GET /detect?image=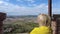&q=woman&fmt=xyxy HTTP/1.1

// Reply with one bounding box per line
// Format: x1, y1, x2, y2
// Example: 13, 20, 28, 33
30, 14, 52, 34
